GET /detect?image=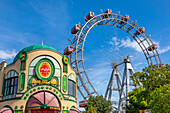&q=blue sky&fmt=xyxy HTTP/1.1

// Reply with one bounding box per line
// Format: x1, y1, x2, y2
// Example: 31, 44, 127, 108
0, 0, 170, 107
